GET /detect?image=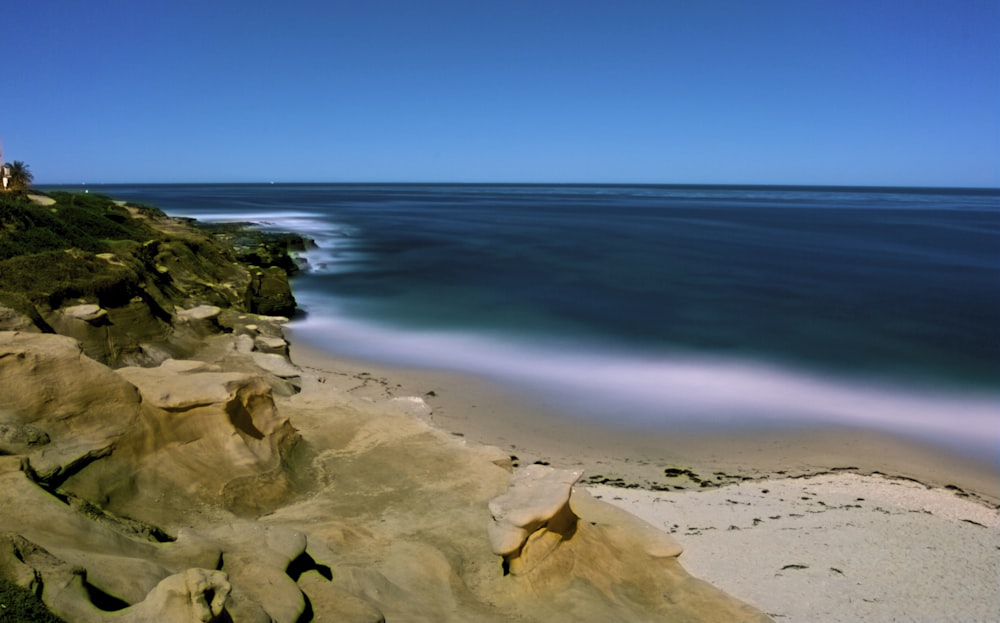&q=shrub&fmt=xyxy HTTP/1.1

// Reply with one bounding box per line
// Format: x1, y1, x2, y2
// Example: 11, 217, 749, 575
0, 193, 154, 260
0, 250, 140, 308
0, 576, 65, 623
